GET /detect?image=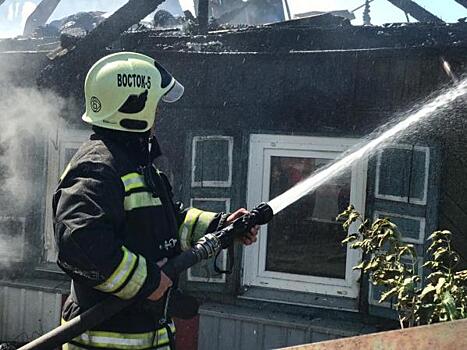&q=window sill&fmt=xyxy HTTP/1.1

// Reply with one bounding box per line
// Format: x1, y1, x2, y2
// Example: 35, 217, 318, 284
238, 286, 359, 312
